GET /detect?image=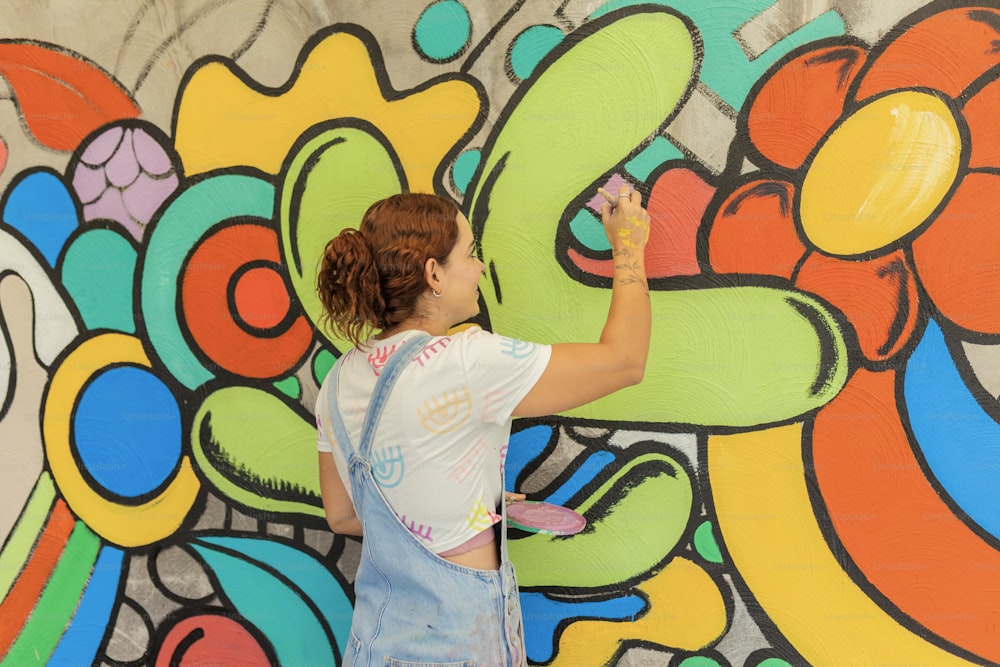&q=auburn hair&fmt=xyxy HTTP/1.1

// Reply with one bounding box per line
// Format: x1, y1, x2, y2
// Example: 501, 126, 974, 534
316, 193, 459, 347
